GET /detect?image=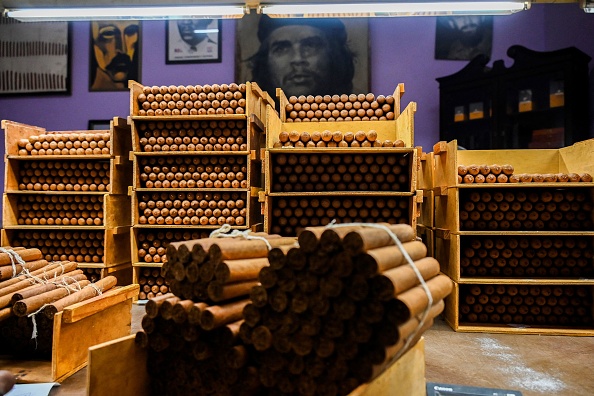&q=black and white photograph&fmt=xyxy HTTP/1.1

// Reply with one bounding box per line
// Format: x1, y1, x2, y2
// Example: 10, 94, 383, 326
166, 19, 221, 64
435, 16, 493, 61
90, 20, 140, 92
0, 16, 70, 95
236, 13, 369, 98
